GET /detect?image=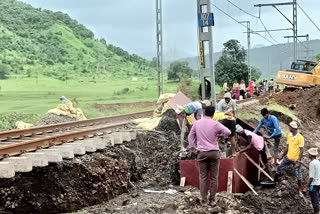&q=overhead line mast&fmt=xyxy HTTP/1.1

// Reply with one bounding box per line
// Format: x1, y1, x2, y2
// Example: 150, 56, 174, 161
156, 0, 164, 96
